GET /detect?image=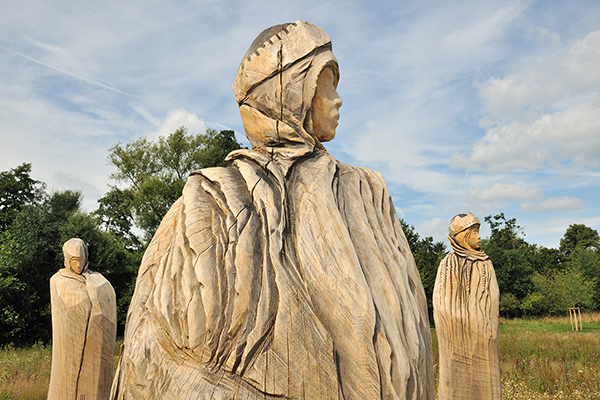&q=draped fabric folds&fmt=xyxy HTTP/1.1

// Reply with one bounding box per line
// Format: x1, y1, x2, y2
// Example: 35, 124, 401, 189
111, 20, 433, 400
110, 150, 434, 400
49, 270, 116, 400
433, 252, 501, 400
